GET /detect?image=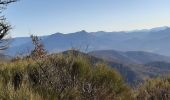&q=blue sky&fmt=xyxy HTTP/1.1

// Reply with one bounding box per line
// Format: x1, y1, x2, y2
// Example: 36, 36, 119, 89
4, 0, 170, 37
